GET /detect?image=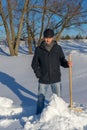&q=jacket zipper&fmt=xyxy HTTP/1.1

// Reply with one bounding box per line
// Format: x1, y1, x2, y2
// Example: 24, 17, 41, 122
48, 52, 51, 83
